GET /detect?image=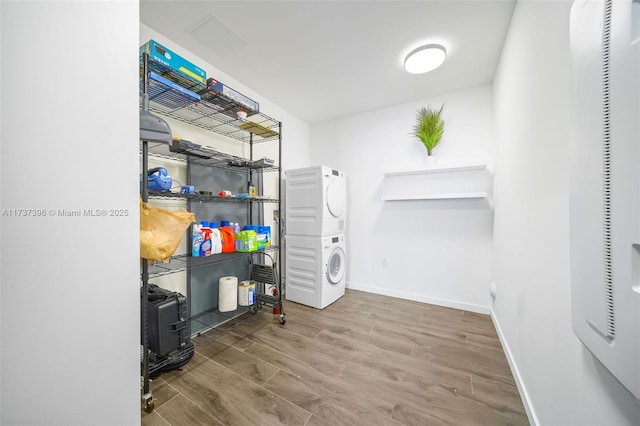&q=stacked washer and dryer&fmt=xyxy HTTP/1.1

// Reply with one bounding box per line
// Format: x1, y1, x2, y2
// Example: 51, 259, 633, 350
284, 166, 347, 309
